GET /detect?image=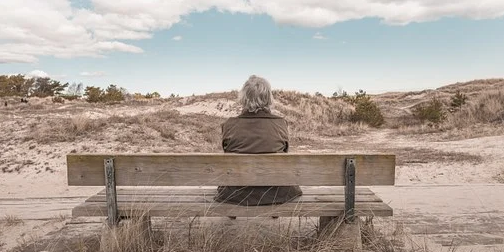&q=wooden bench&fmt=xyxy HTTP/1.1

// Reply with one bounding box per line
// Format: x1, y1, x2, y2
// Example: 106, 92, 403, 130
67, 153, 395, 233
